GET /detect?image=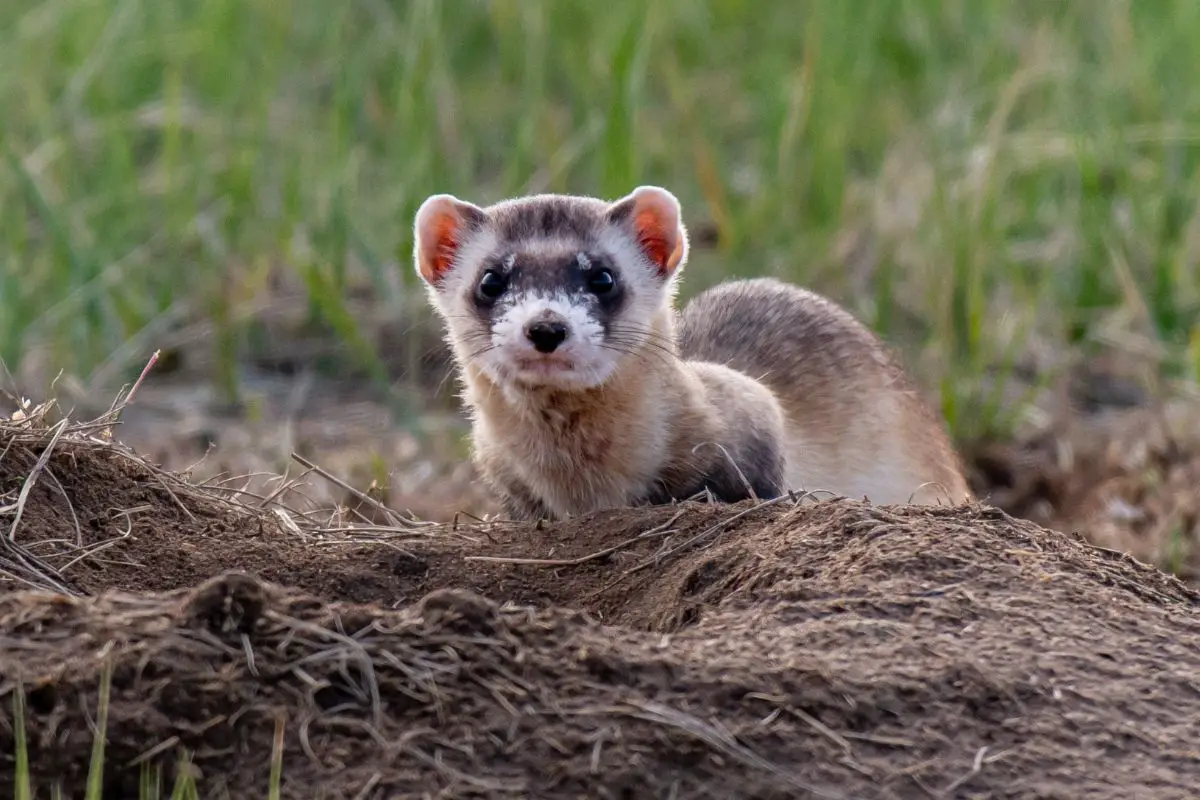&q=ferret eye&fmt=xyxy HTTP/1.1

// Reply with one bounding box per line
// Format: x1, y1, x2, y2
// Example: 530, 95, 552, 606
587, 268, 616, 295
477, 270, 507, 300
